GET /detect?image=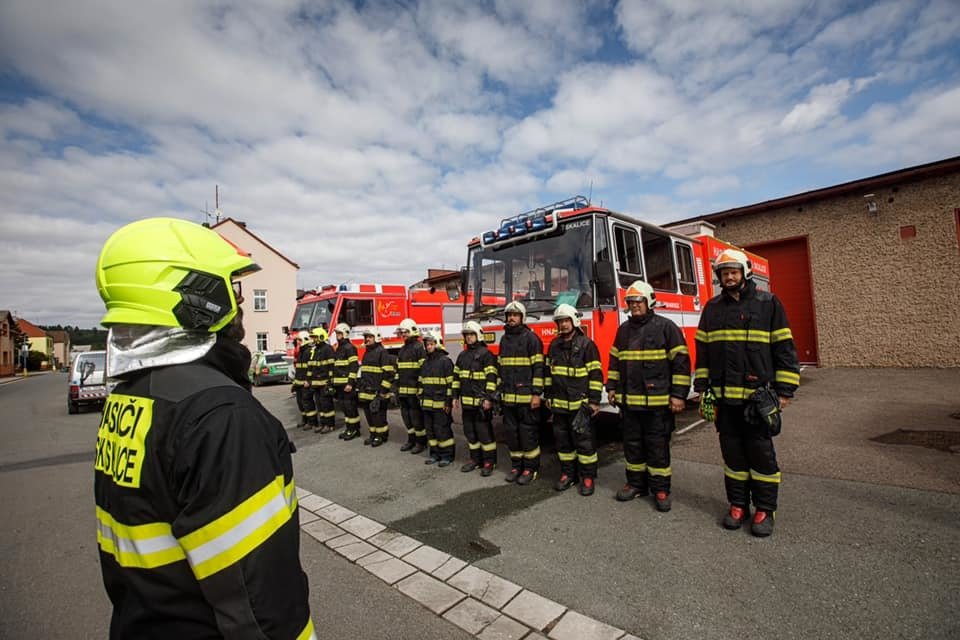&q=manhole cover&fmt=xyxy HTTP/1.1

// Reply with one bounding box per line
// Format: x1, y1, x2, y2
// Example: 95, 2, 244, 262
871, 429, 960, 453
